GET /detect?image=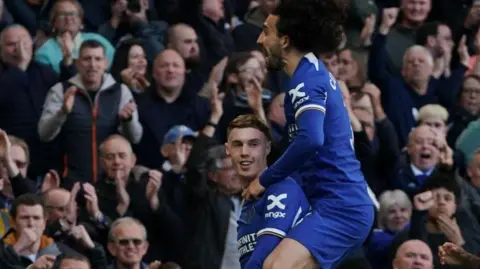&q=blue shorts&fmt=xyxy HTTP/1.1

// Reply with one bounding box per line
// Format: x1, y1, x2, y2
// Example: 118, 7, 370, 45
287, 204, 374, 269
